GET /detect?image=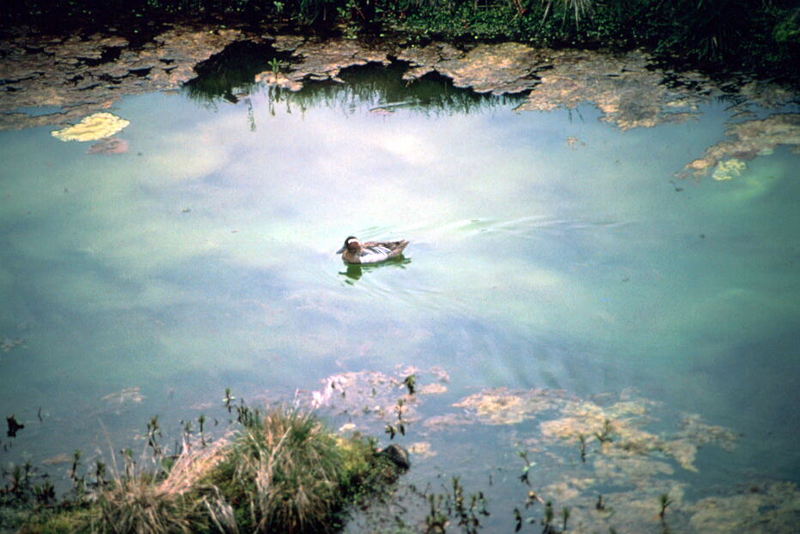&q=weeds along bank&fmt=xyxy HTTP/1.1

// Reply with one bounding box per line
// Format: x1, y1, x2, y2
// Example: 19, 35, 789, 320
5, 406, 407, 533
2, 0, 799, 84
